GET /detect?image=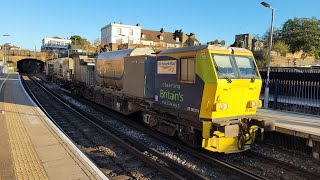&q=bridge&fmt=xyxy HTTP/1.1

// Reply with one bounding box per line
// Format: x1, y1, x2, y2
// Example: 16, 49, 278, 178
0, 49, 51, 72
